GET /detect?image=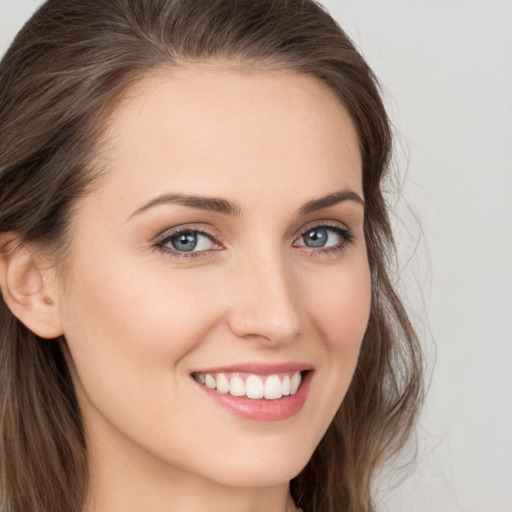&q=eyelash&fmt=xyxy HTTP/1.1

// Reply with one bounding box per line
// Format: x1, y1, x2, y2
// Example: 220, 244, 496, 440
154, 225, 223, 260
154, 222, 355, 260
294, 223, 355, 257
